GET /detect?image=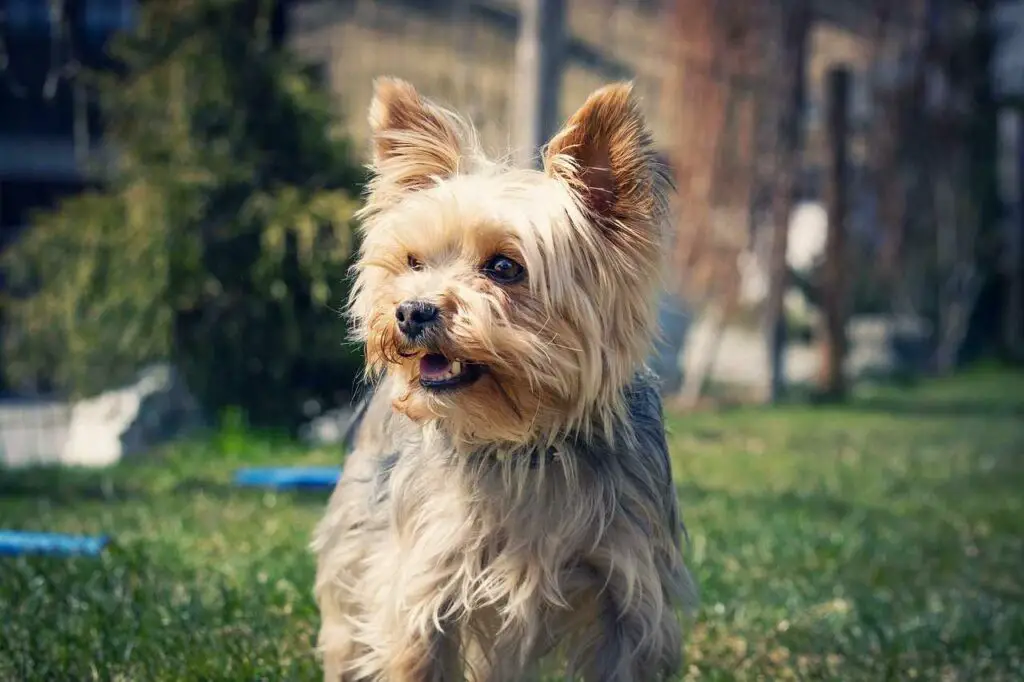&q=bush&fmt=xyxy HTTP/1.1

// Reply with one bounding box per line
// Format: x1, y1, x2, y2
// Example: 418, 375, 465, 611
2, 0, 366, 431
